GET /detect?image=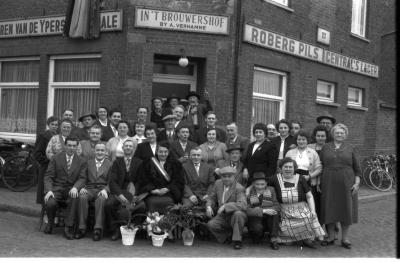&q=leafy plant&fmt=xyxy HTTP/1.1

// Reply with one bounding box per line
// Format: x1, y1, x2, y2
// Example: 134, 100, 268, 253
168, 204, 207, 230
